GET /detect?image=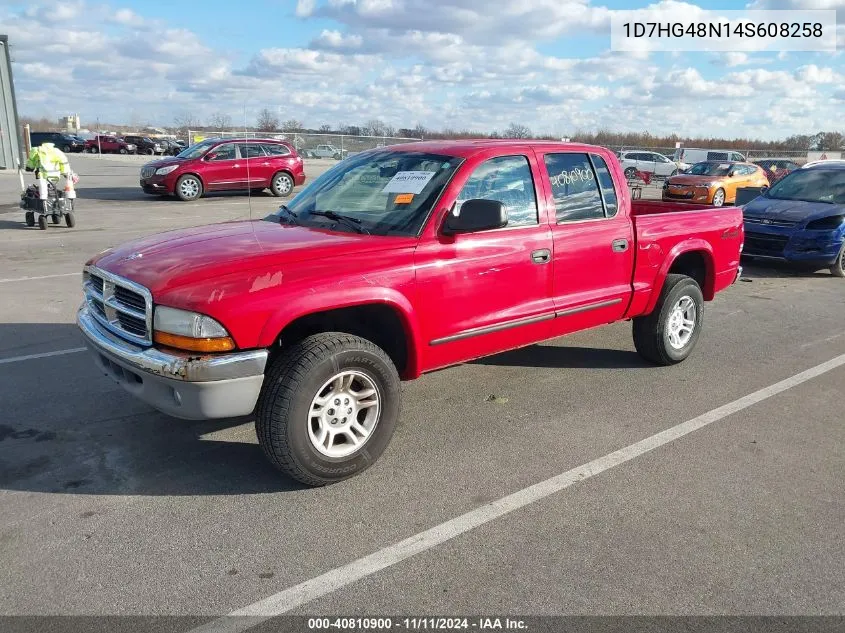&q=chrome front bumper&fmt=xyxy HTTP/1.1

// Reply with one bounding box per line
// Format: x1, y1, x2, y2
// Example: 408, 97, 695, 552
77, 305, 268, 420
